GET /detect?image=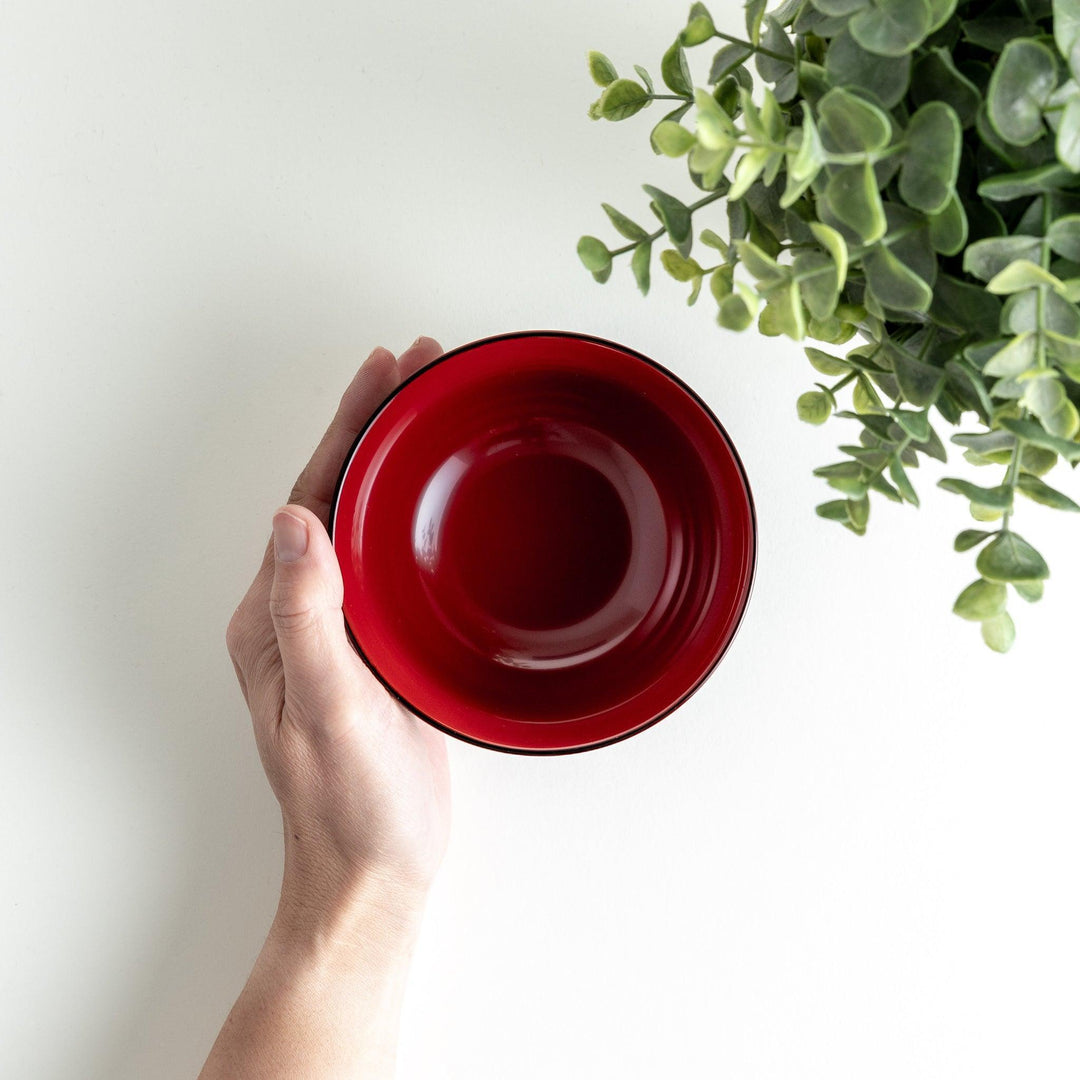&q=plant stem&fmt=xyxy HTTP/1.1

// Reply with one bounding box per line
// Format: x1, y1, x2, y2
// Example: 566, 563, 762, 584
847, 223, 922, 262
918, 326, 938, 363
1037, 194, 1051, 372
688, 190, 729, 213
608, 189, 727, 257
610, 232, 665, 257
1000, 438, 1023, 533
827, 144, 907, 166
864, 433, 913, 488
712, 29, 793, 66
1002, 195, 1054, 531
728, 138, 904, 168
